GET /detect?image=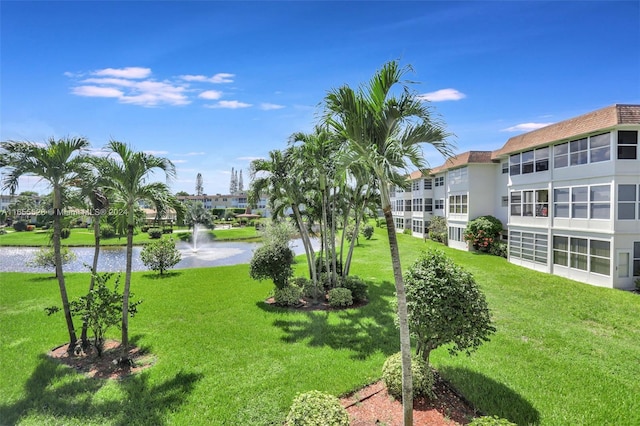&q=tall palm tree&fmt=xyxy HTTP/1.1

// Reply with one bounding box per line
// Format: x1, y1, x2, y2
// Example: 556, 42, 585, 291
101, 140, 176, 360
0, 137, 91, 350
323, 60, 454, 425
